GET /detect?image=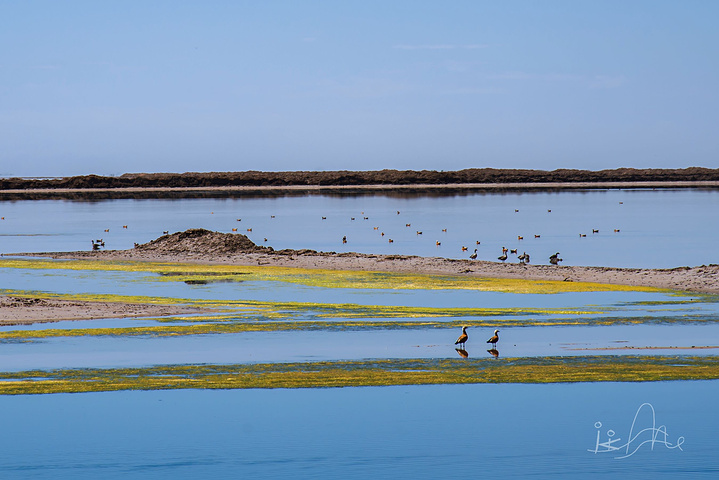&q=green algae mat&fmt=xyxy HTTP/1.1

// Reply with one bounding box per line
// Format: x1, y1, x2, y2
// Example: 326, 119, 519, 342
1, 356, 717, 395
0, 258, 669, 294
